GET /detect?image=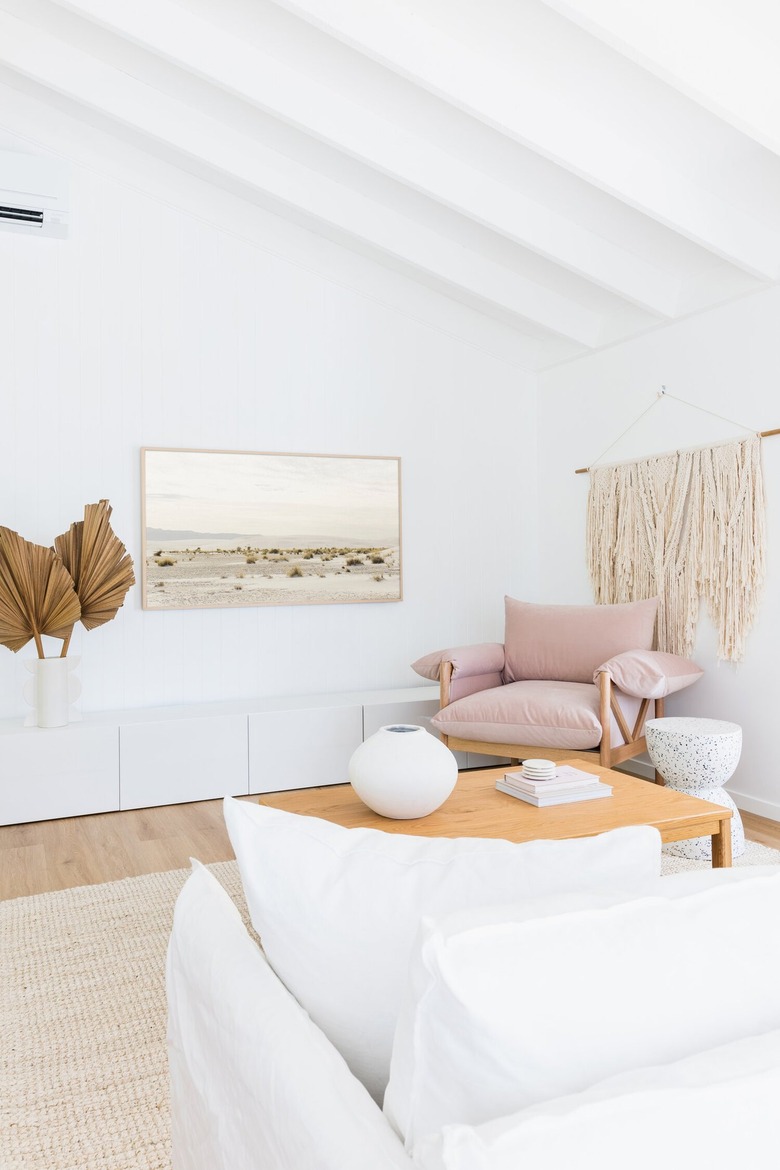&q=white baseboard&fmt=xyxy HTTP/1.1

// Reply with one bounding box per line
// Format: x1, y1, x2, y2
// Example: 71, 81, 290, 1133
726, 789, 780, 822
617, 762, 780, 823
